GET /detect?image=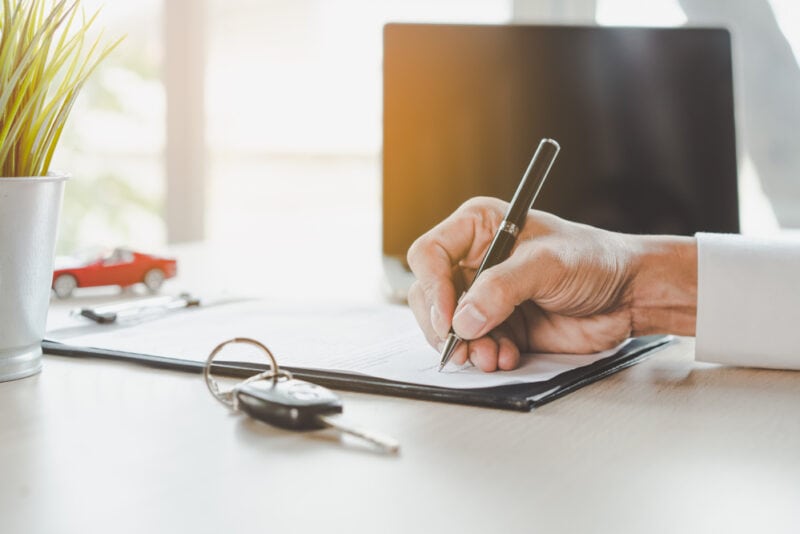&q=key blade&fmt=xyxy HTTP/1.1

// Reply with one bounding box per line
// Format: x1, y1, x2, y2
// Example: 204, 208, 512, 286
317, 415, 401, 455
